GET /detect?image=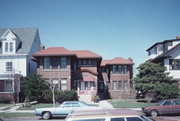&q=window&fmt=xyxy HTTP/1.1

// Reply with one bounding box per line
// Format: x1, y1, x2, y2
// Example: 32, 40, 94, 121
6, 62, 12, 71
5, 42, 8, 52
52, 57, 59, 69
61, 57, 67, 69
123, 81, 128, 90
112, 81, 117, 90
158, 45, 163, 51
10, 42, 13, 52
118, 81, 122, 90
52, 79, 59, 91
111, 118, 125, 121
154, 46, 157, 54
5, 80, 13, 92
61, 79, 67, 90
170, 59, 180, 70
123, 65, 127, 74
174, 100, 180, 105
118, 65, 122, 73
112, 65, 117, 73
44, 57, 50, 69
163, 100, 172, 105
